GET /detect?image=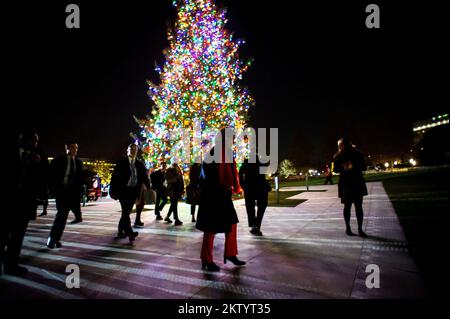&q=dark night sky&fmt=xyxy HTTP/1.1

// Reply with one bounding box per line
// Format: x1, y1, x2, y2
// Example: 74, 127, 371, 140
4, 0, 447, 167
